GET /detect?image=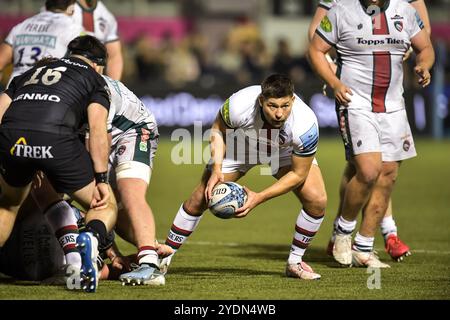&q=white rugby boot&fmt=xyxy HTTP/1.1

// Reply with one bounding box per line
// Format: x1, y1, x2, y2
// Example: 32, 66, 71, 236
332, 233, 353, 267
